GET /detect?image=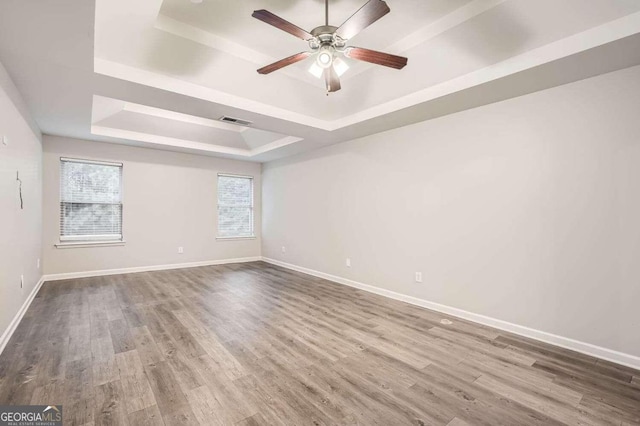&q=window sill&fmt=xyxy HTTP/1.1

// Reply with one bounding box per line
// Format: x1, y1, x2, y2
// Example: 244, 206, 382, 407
216, 236, 256, 241
55, 240, 126, 249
